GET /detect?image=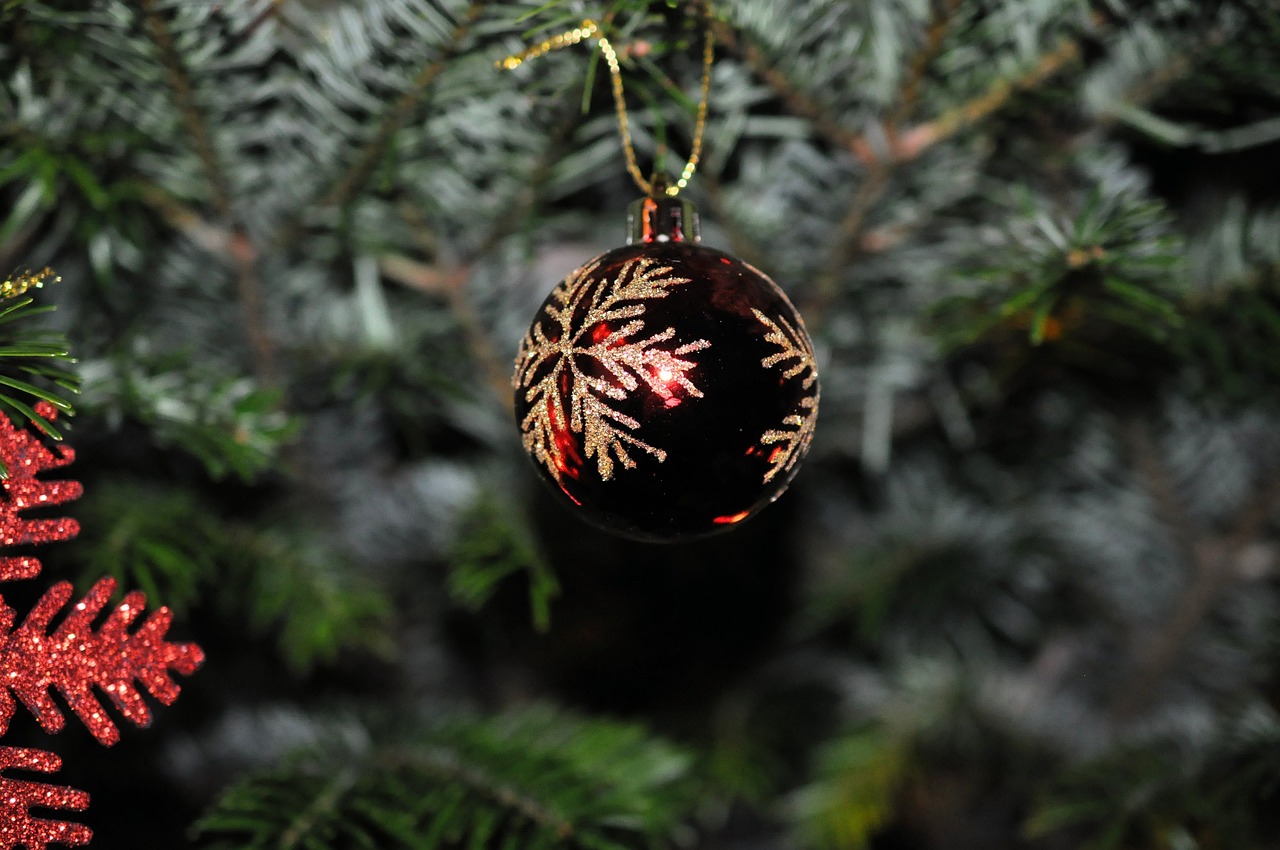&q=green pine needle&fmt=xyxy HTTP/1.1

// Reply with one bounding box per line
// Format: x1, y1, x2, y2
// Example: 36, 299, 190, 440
194, 705, 708, 850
